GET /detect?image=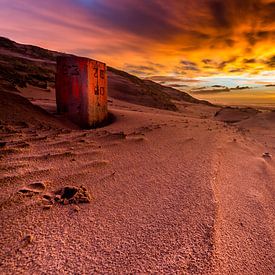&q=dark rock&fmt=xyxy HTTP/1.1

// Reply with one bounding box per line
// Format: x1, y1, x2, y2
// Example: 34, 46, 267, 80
55, 186, 91, 204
